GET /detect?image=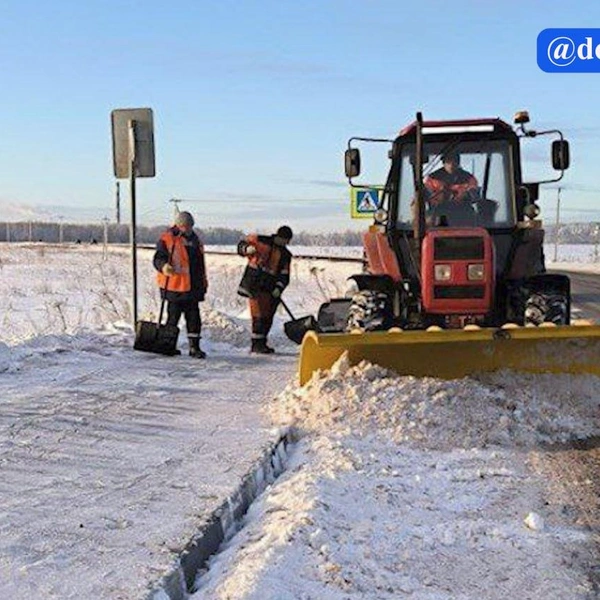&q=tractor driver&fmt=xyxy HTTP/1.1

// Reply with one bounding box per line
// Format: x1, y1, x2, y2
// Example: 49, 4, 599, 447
423, 152, 479, 224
